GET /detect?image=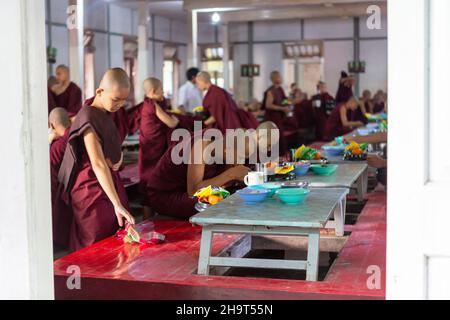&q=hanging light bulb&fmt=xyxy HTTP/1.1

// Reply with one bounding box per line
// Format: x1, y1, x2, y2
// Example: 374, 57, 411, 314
211, 12, 221, 24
